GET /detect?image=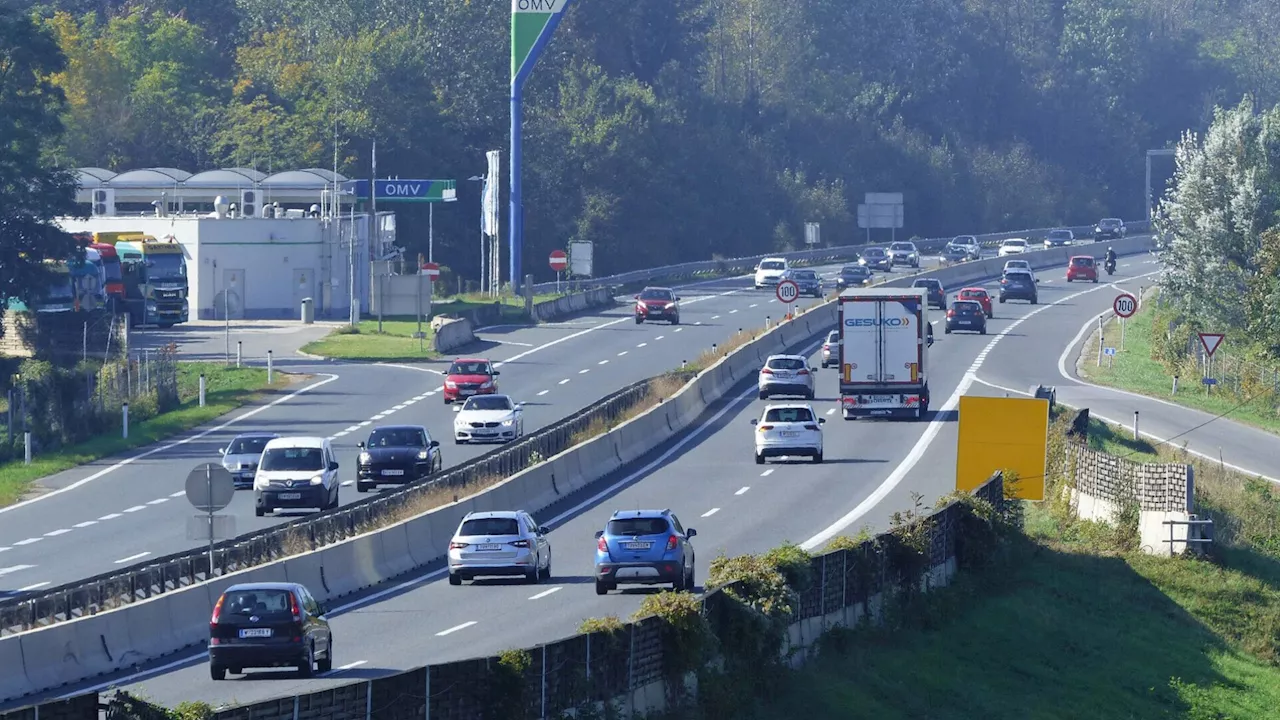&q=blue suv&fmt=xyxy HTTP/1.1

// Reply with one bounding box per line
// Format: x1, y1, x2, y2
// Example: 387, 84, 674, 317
594, 509, 697, 595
